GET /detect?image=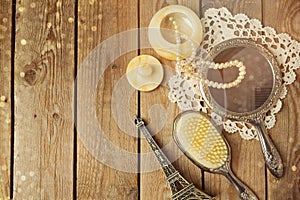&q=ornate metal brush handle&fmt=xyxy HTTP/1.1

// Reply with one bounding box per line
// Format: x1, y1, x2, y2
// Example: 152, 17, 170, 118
224, 168, 258, 200
135, 117, 214, 200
